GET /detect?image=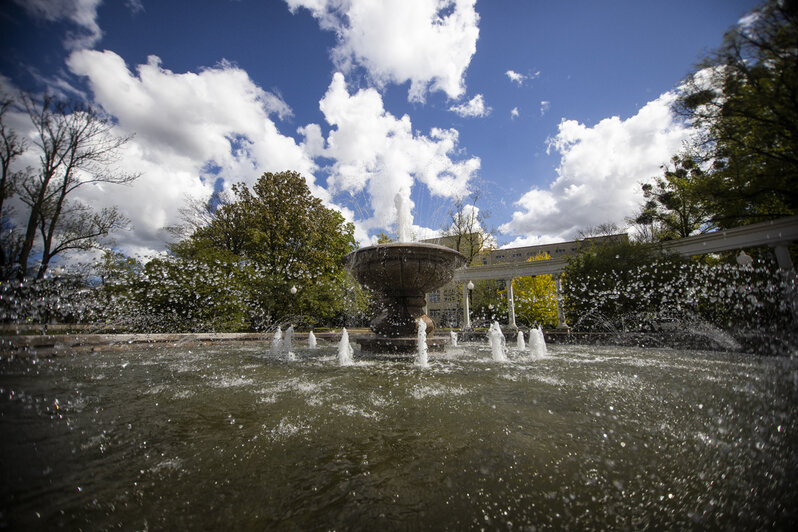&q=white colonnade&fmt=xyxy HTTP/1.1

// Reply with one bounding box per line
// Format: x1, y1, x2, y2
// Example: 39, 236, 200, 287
452, 216, 798, 330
